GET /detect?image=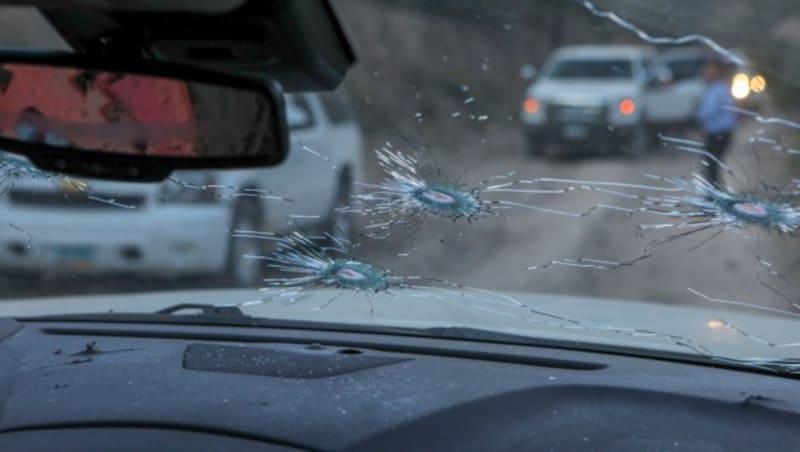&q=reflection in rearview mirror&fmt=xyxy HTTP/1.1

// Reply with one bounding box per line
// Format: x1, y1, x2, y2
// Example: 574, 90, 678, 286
0, 62, 286, 171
